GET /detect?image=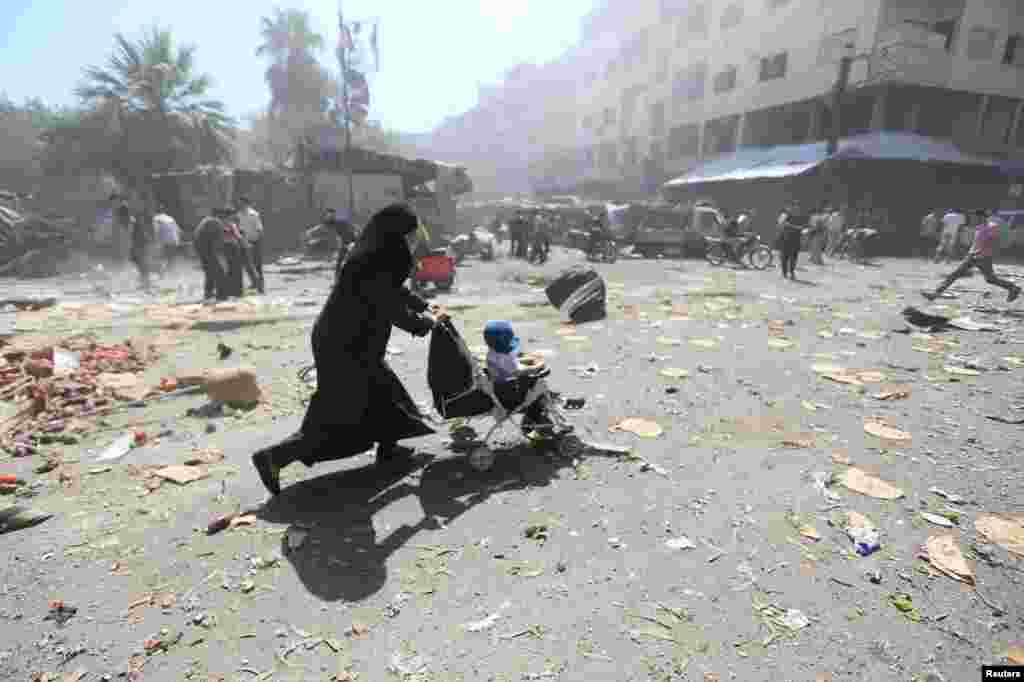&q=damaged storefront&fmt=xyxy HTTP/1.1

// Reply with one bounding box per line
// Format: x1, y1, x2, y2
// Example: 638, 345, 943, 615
662, 131, 1010, 254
